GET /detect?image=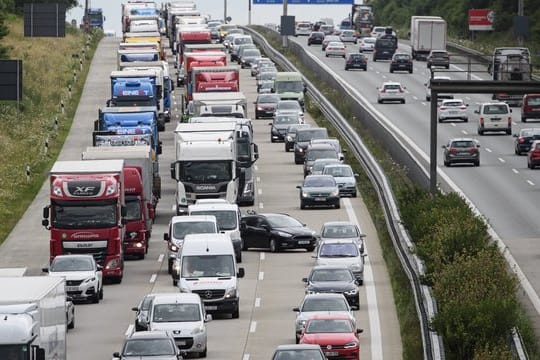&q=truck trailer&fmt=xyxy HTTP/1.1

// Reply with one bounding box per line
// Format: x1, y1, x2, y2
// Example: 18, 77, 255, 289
410, 16, 447, 60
